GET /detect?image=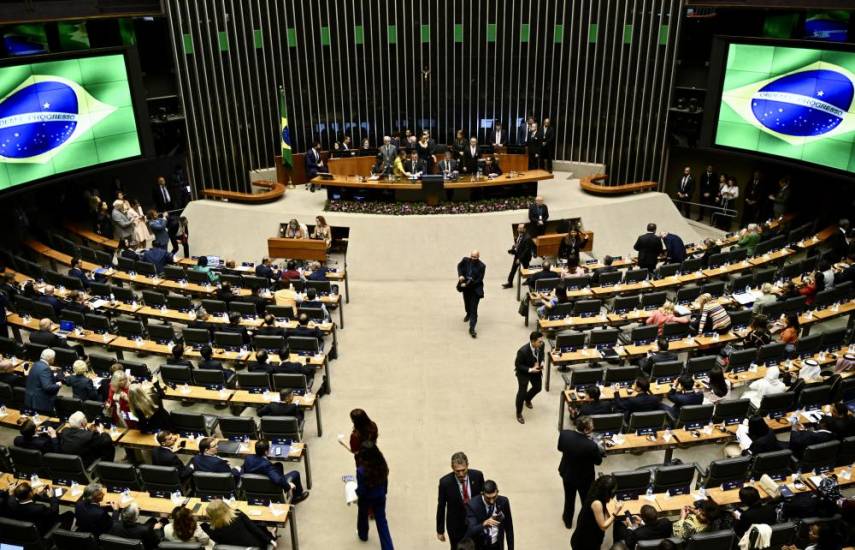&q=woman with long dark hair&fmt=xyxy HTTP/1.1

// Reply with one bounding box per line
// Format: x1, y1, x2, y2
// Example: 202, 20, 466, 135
704, 365, 731, 405
338, 408, 379, 461
355, 442, 393, 549
570, 474, 621, 550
